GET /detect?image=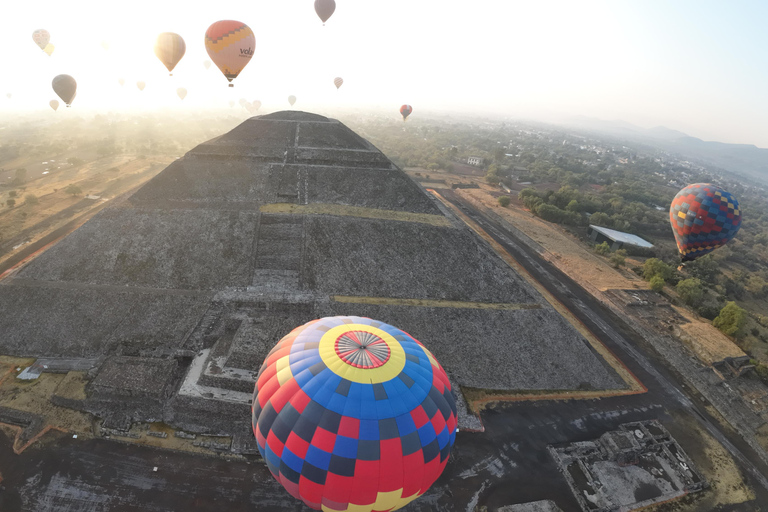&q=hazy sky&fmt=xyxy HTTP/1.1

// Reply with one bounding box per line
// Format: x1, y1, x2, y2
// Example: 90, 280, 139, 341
2, 1, 767, 146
